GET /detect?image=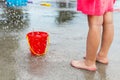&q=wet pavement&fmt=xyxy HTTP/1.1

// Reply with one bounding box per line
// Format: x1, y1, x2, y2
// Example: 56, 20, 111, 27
0, 0, 120, 80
